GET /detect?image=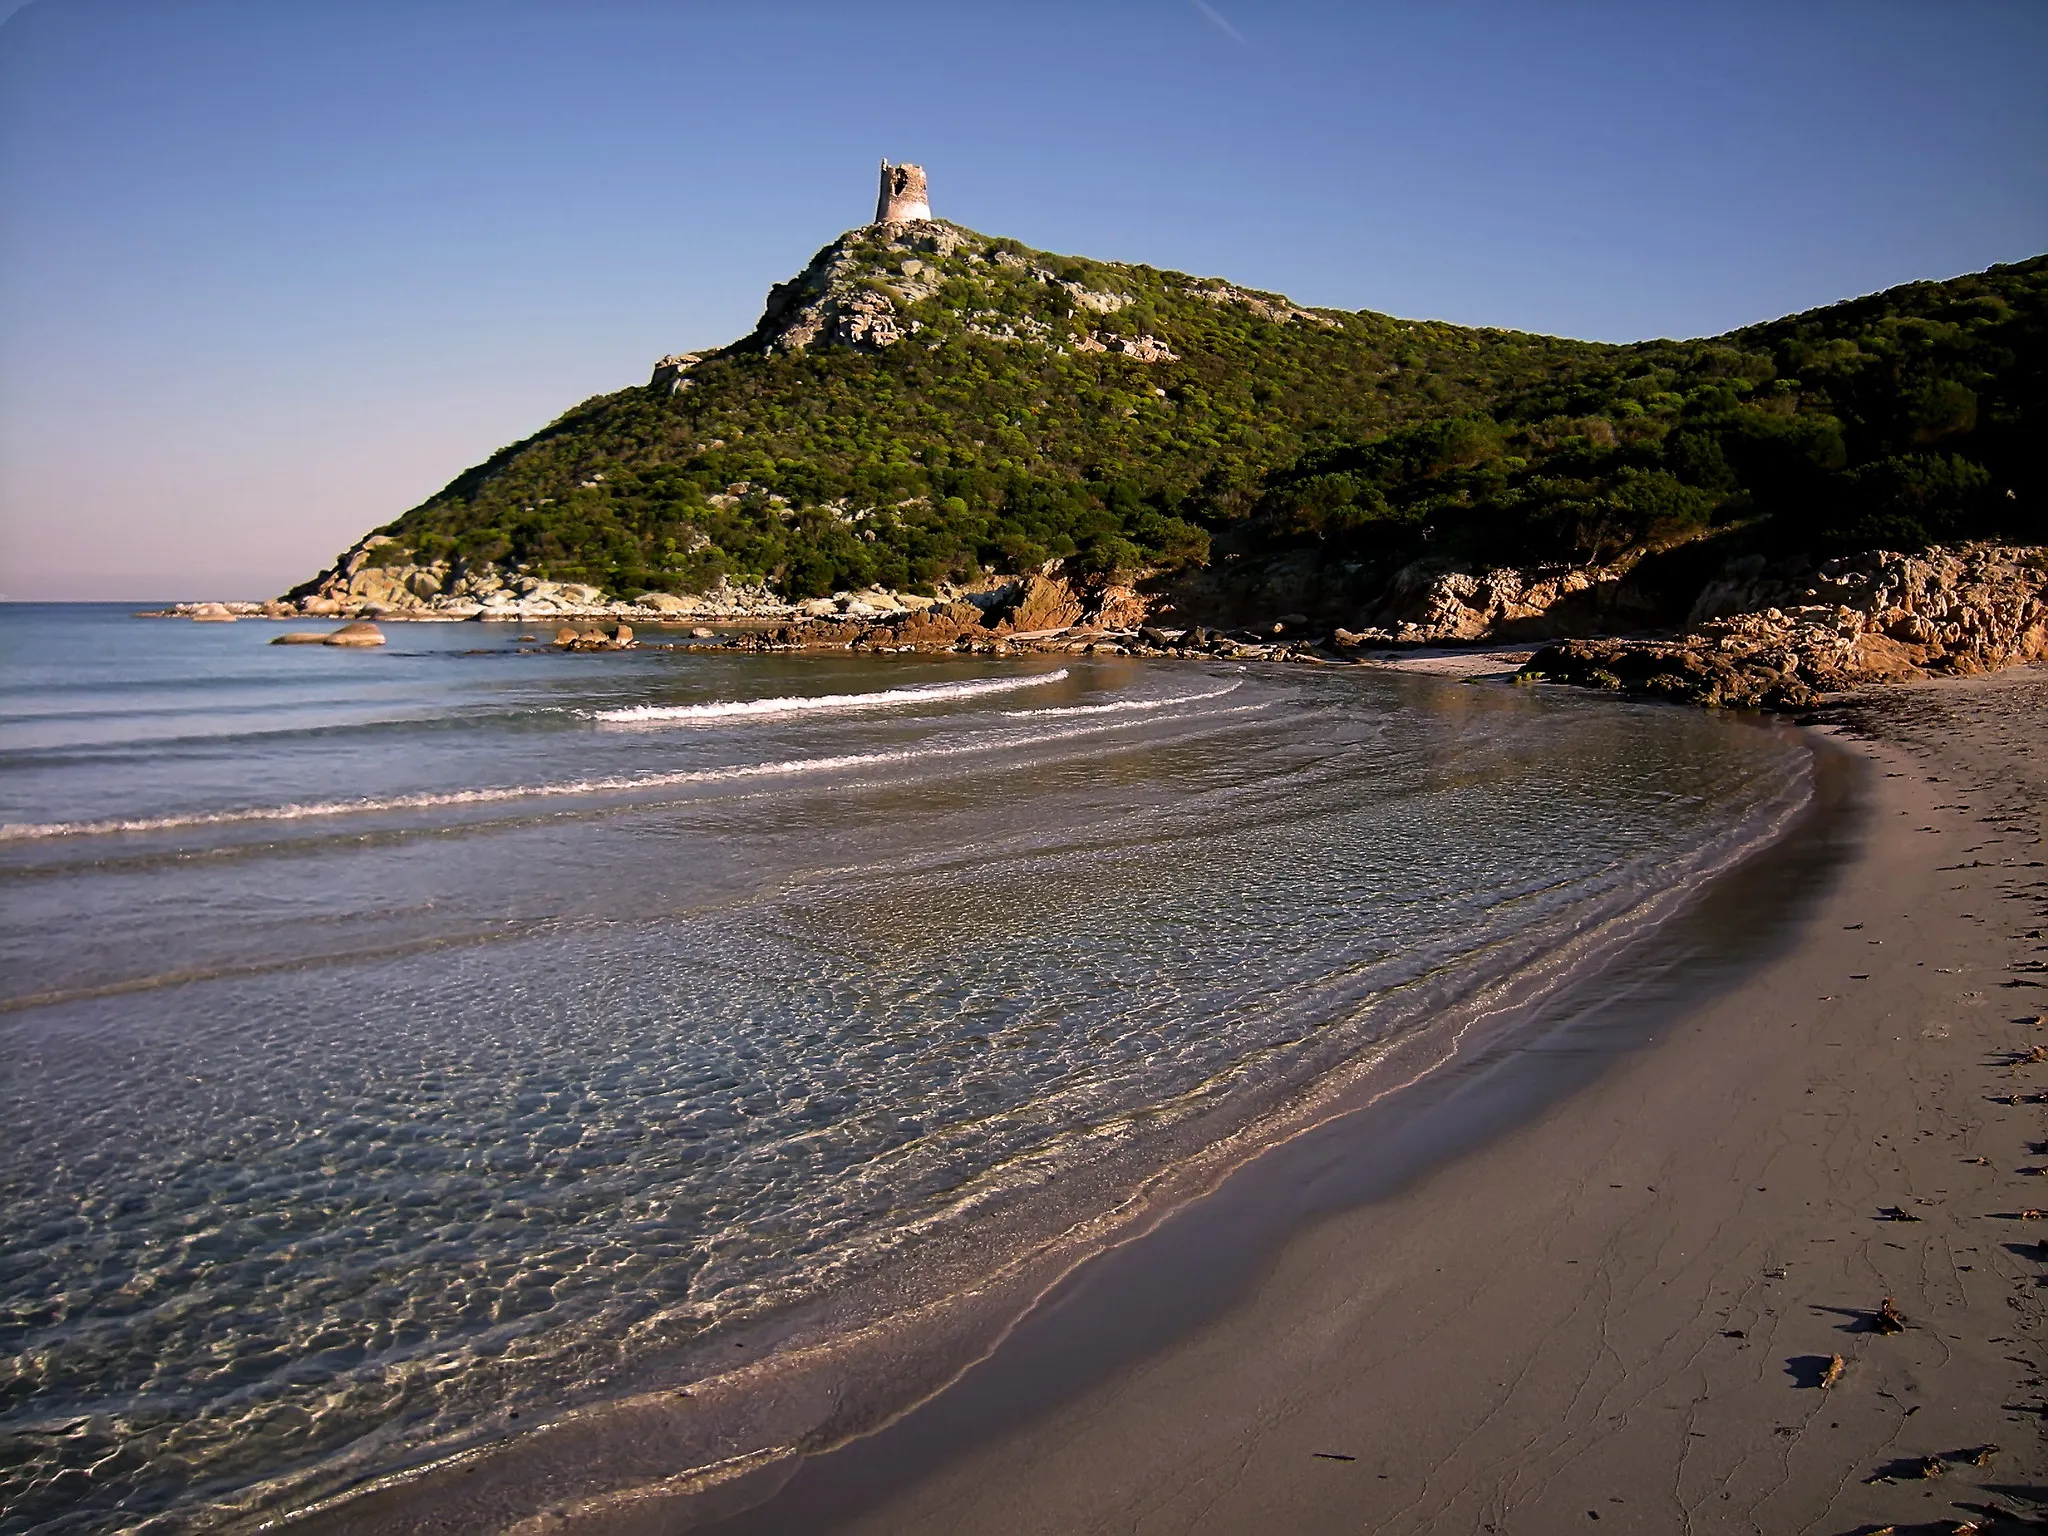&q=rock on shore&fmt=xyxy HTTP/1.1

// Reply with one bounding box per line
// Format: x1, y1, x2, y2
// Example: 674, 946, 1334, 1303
716, 573, 1329, 664
148, 529, 2048, 714
1520, 544, 2048, 708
